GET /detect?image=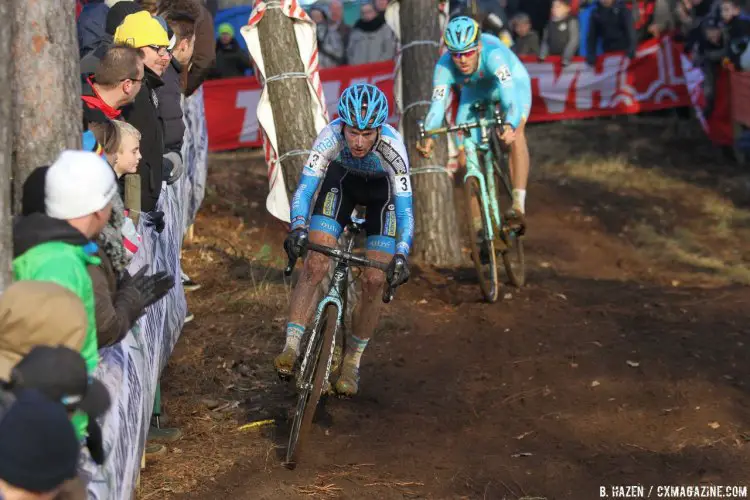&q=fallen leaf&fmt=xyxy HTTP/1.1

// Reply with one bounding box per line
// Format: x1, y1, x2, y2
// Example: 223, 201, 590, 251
503, 293, 513, 300
418, 299, 427, 304
511, 452, 533, 458
591, 380, 600, 387
570, 363, 579, 368
555, 293, 567, 300
626, 360, 640, 368
708, 421, 720, 429
540, 262, 551, 268
515, 431, 534, 440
